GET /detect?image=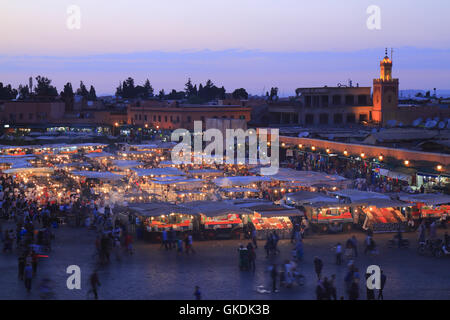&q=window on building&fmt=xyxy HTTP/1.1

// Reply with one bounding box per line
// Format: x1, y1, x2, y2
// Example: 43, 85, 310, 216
158, 115, 161, 122
138, 114, 142, 120
144, 115, 147, 121
305, 96, 312, 107
313, 96, 320, 107
165, 116, 168, 122
346, 114, 356, 123
135, 114, 138, 120
333, 114, 343, 124
153, 115, 156, 121
177, 116, 180, 123
201, 116, 205, 122
187, 116, 191, 122
305, 114, 314, 125
321, 96, 329, 107
332, 95, 341, 105
29, 113, 33, 120
19, 113, 23, 120
345, 95, 354, 105
359, 114, 368, 122
319, 113, 329, 125
358, 95, 367, 105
